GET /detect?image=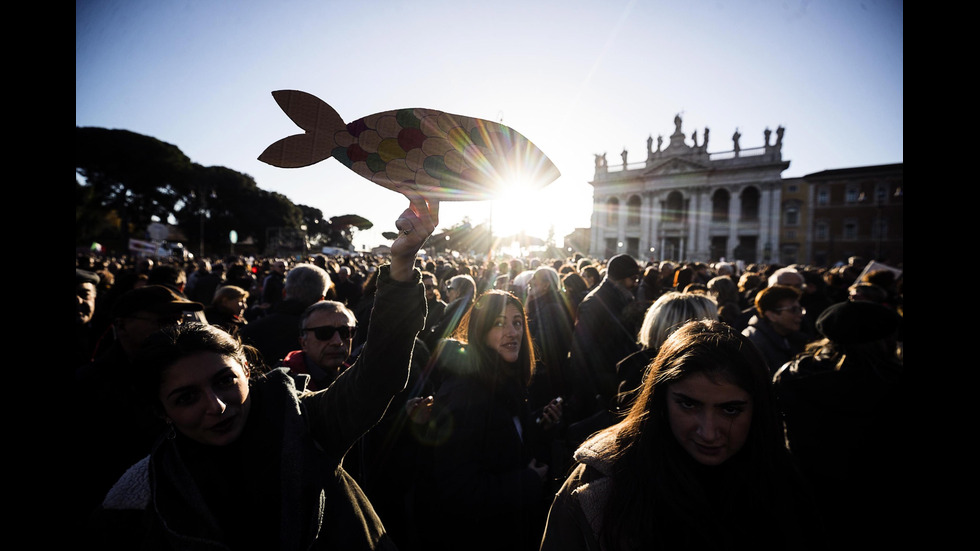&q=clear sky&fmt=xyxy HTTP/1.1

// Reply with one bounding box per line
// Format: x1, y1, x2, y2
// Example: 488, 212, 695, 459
77, 0, 903, 253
